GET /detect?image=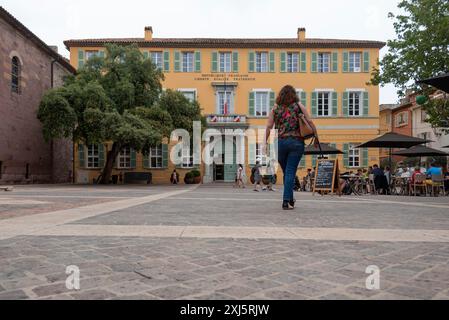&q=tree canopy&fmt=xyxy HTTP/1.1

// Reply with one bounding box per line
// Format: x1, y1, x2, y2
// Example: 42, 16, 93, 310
38, 44, 204, 183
